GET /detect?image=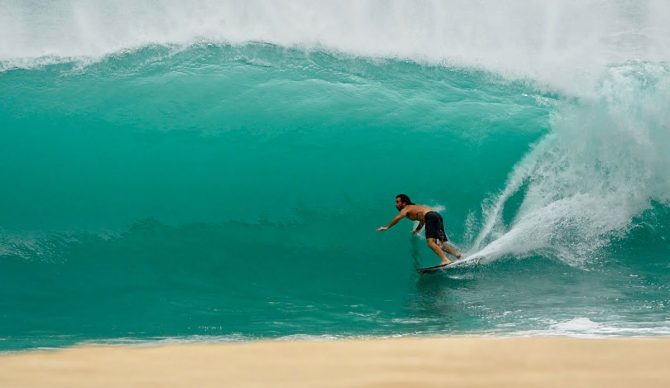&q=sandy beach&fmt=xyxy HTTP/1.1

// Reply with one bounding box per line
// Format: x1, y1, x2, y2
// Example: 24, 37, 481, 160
1, 336, 669, 387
